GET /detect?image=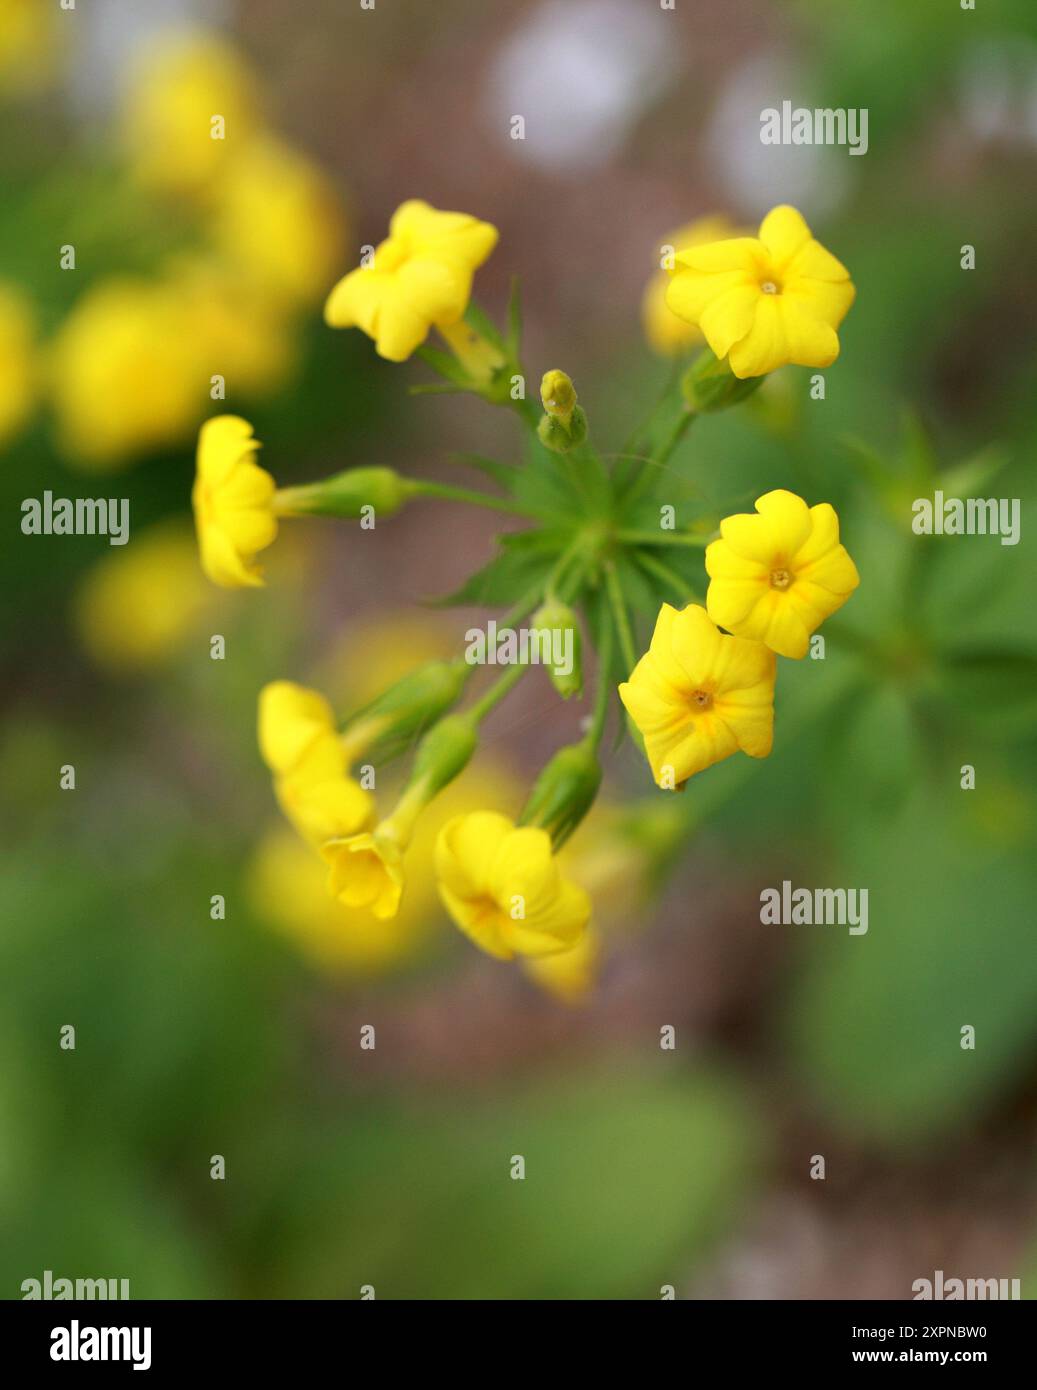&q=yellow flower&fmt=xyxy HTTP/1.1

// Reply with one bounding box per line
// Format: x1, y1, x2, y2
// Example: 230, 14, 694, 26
618, 604, 776, 788
0, 0, 59, 94
324, 199, 498, 362
49, 278, 205, 469
321, 826, 407, 920
666, 205, 855, 378
434, 811, 590, 960
250, 758, 521, 978
0, 281, 37, 449
192, 415, 277, 588
120, 30, 260, 194
166, 257, 298, 395
258, 680, 374, 845
705, 489, 860, 659
75, 521, 212, 673
522, 925, 602, 1004
251, 829, 430, 975
212, 136, 347, 306
641, 216, 742, 357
